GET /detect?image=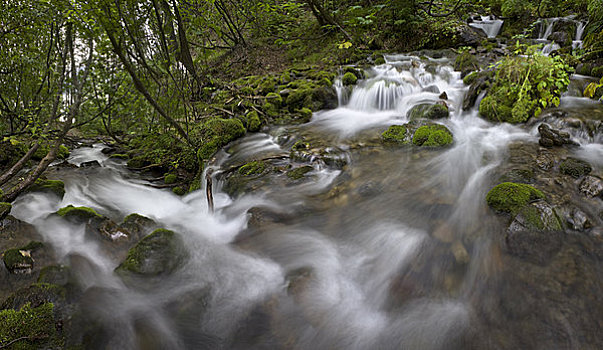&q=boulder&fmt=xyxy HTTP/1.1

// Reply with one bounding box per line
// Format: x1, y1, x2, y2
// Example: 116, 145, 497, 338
579, 176, 603, 198
538, 123, 578, 147
486, 182, 545, 214
408, 103, 449, 120
559, 157, 592, 178
411, 123, 453, 147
